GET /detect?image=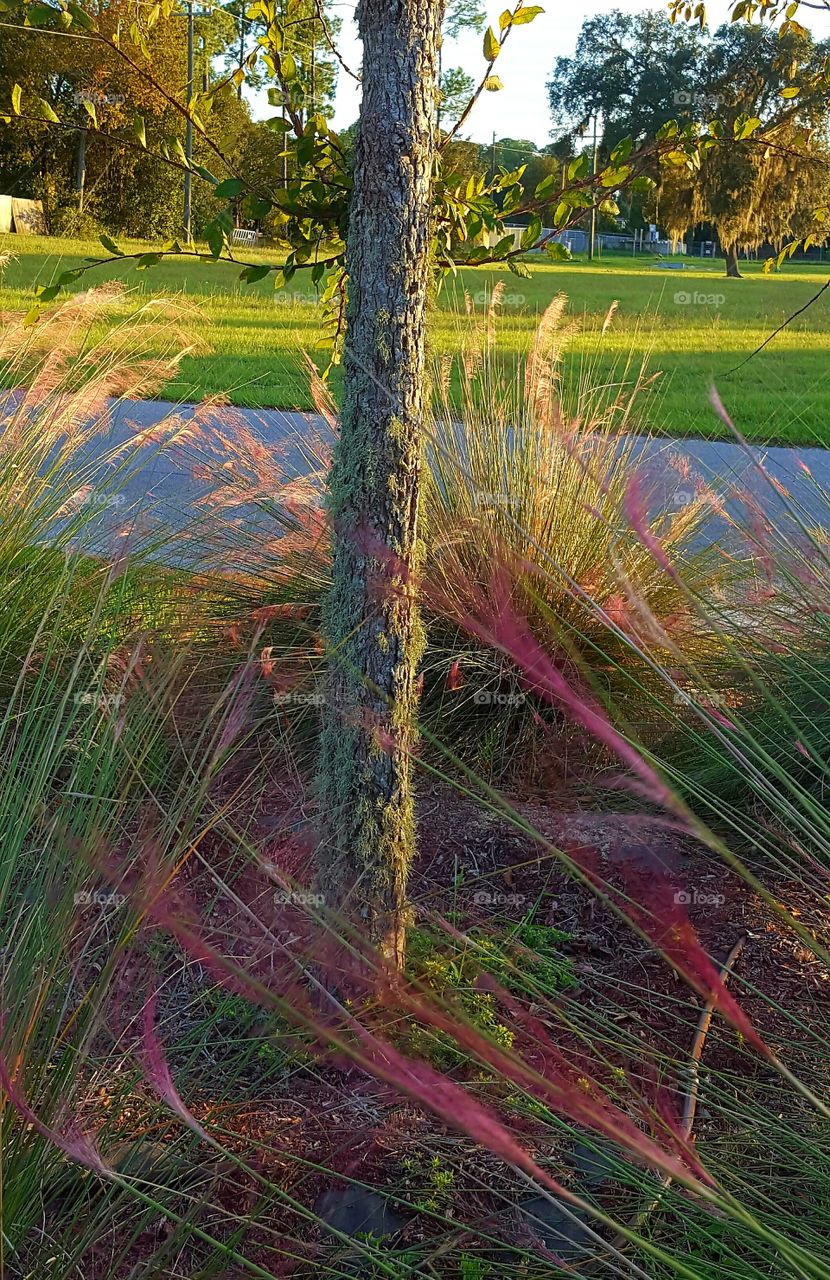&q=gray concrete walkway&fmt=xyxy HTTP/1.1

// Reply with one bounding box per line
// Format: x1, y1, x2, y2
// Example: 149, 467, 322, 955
66, 397, 830, 565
